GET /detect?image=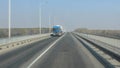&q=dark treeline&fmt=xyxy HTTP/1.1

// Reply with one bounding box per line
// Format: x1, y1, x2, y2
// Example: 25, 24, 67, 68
0, 28, 52, 38
74, 28, 120, 39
